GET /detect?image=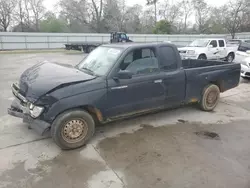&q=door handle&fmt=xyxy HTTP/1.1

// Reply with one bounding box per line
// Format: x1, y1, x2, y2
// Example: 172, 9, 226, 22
154, 79, 162, 83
